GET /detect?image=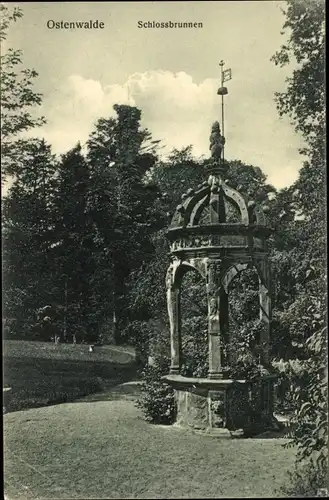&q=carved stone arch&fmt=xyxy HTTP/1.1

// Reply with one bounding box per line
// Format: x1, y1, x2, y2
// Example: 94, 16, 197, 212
221, 262, 249, 293
173, 259, 206, 288
184, 187, 209, 225
252, 258, 269, 287
169, 193, 197, 229
170, 211, 184, 229
222, 184, 249, 225
253, 206, 266, 226
188, 258, 208, 279
189, 193, 211, 226
222, 193, 243, 223
166, 258, 180, 290
190, 196, 208, 226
